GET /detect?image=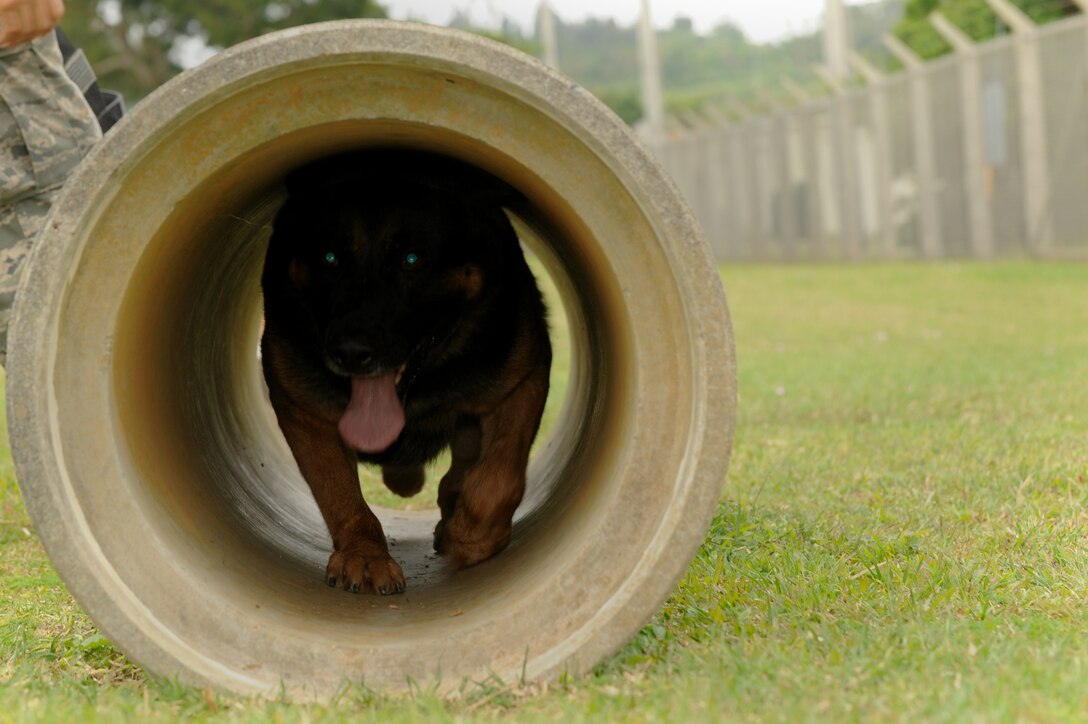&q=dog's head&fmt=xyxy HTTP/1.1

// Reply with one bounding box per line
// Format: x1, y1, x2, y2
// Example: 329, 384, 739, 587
263, 151, 525, 451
